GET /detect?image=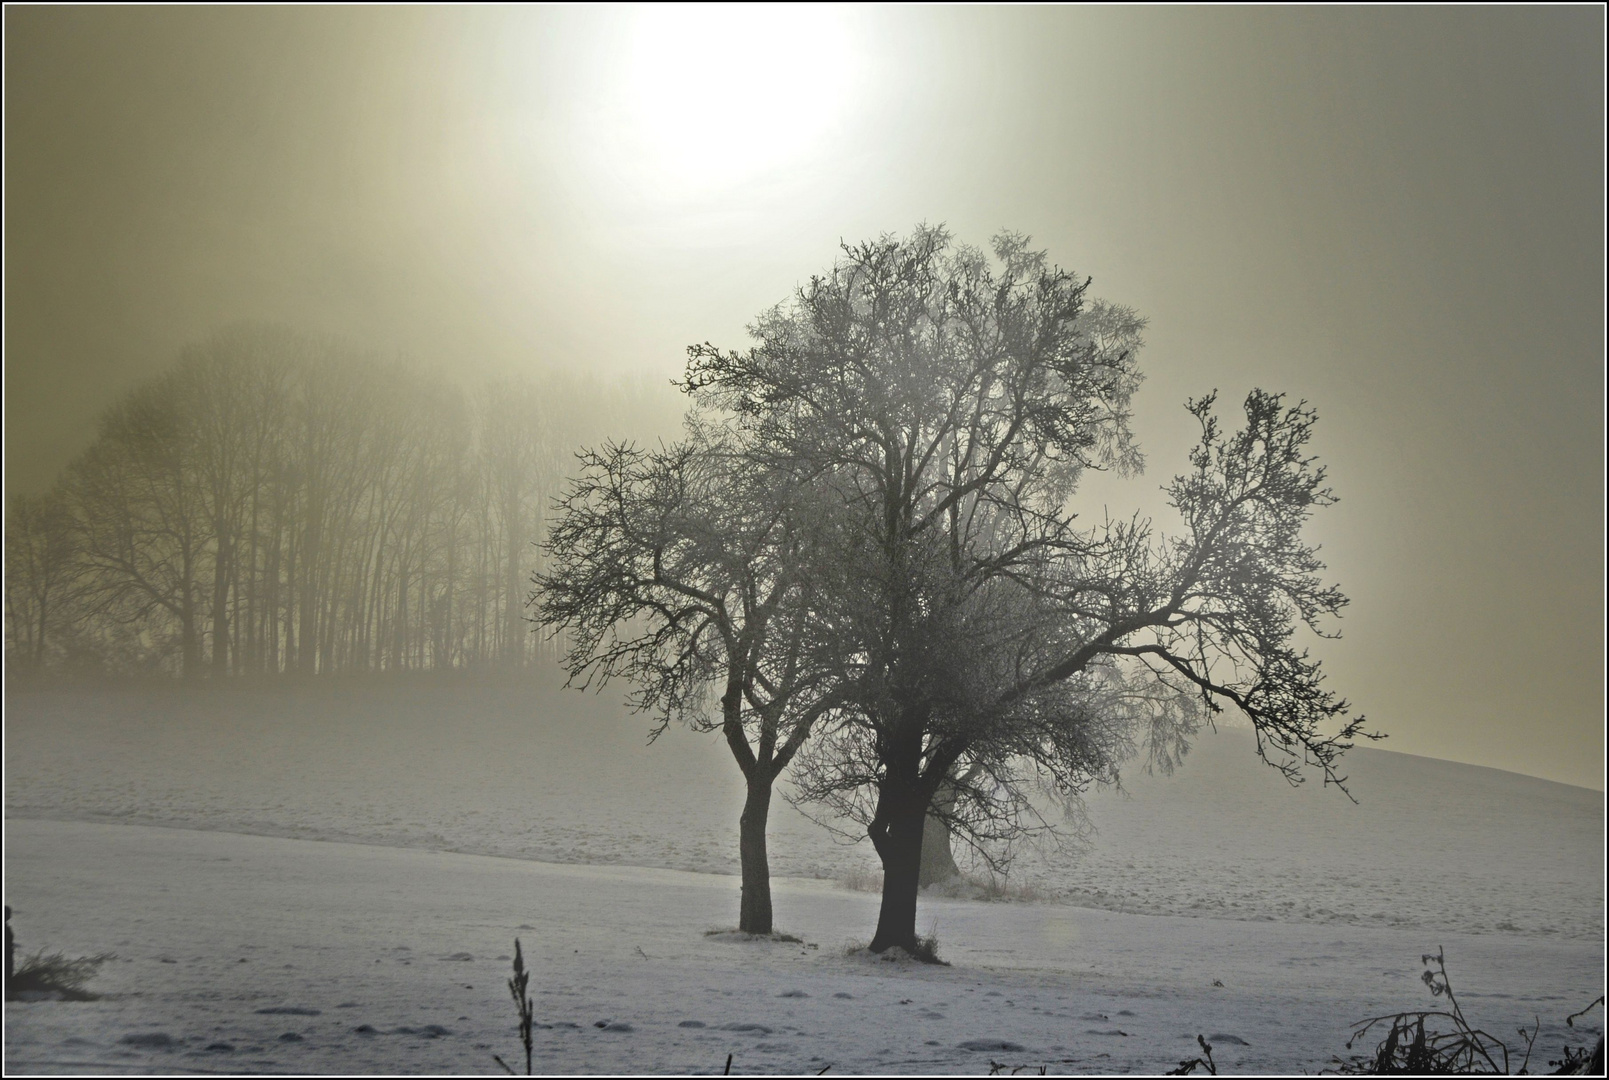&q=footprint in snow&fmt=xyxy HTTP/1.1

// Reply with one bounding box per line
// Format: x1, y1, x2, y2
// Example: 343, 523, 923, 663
720, 1023, 773, 1035
678, 1020, 706, 1028
958, 1039, 1027, 1053
832, 992, 853, 999
1208, 1033, 1249, 1045
777, 990, 809, 998
278, 1033, 303, 1042
119, 1033, 178, 1048
438, 952, 475, 962
255, 1007, 321, 1016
